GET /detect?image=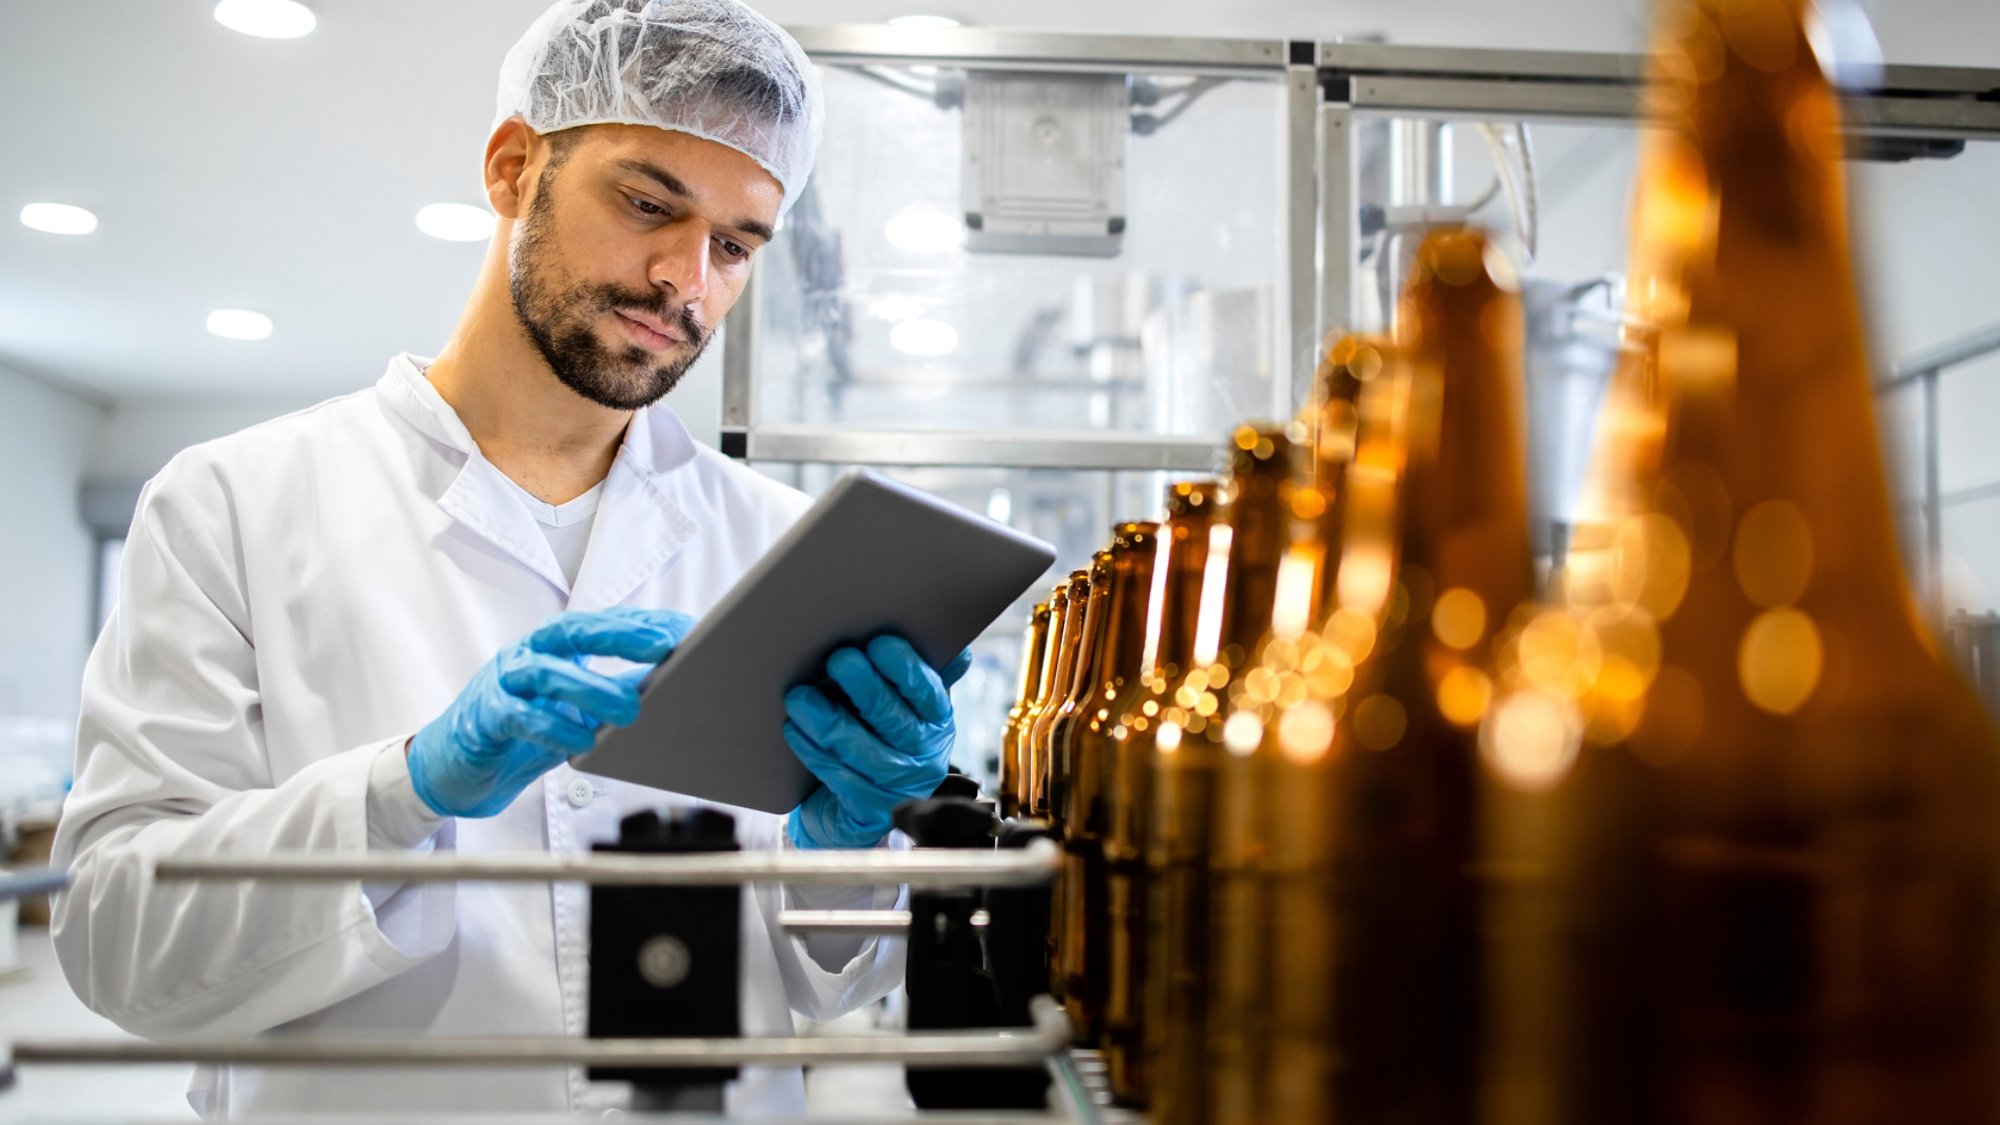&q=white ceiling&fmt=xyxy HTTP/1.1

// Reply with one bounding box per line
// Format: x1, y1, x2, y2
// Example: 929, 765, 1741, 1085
1, 0, 1993, 400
